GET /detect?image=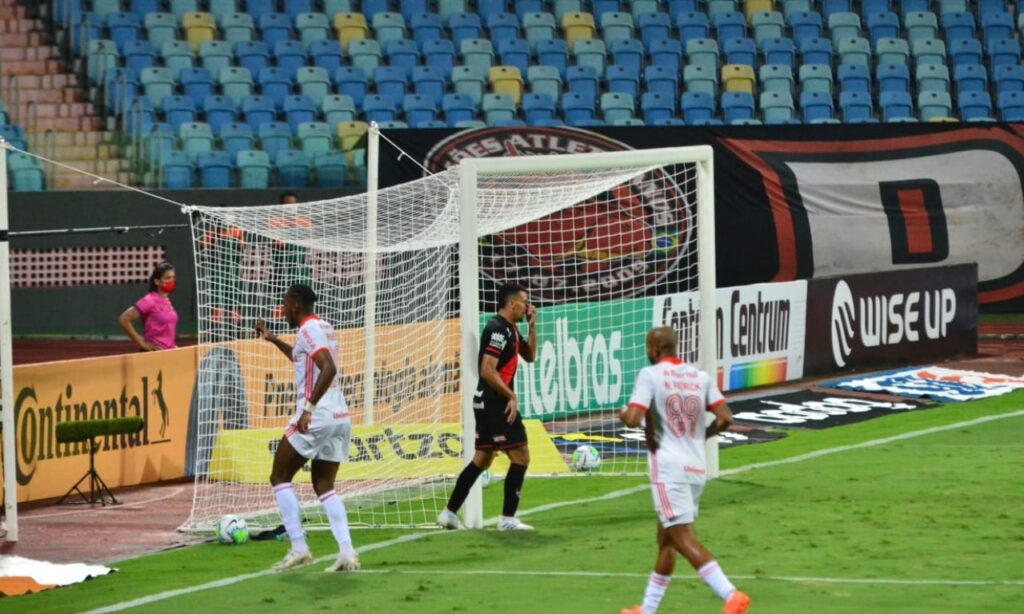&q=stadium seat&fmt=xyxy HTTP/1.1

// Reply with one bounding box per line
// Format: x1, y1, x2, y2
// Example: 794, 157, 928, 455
677, 12, 709, 46
235, 41, 270, 75
437, 0, 467, 21
169, 0, 199, 19
159, 150, 193, 188
988, 39, 1021, 69
799, 37, 833, 66
839, 90, 873, 121
574, 39, 607, 75
523, 12, 557, 50
87, 39, 119, 85
877, 63, 910, 93
865, 11, 899, 46
197, 152, 233, 188
837, 63, 870, 93
219, 122, 254, 159
140, 66, 175, 106
180, 121, 215, 160
994, 65, 1024, 96
879, 90, 913, 121
489, 66, 524, 104
322, 94, 358, 125
998, 91, 1024, 121
449, 12, 483, 48
683, 65, 718, 96
762, 37, 796, 69
751, 11, 785, 46
371, 12, 407, 46
361, 0, 390, 20
600, 91, 634, 123
221, 12, 255, 45
723, 37, 757, 66
522, 93, 557, 124
916, 64, 950, 93
721, 91, 754, 123
219, 67, 254, 108
759, 64, 794, 93
245, 0, 275, 22
105, 68, 139, 113
837, 37, 871, 67
498, 39, 531, 76
195, 40, 231, 76
959, 91, 993, 121
241, 94, 275, 130
562, 12, 597, 47
609, 39, 644, 73
644, 65, 678, 99
917, 91, 952, 121
827, 12, 862, 46
442, 93, 477, 125
297, 66, 331, 106
411, 13, 443, 48
129, 0, 160, 21
276, 150, 310, 187
363, 94, 398, 123
423, 39, 456, 79
566, 65, 599, 98
649, 39, 683, 74
640, 92, 674, 124
107, 12, 141, 53
527, 65, 562, 103
335, 67, 369, 107
461, 38, 496, 73
257, 67, 293, 110
713, 11, 747, 43
483, 92, 517, 124
800, 90, 834, 122
563, 92, 597, 124
182, 12, 217, 52
161, 40, 195, 79
981, 12, 1013, 45
349, 39, 383, 77
402, 93, 437, 127
954, 64, 988, 94
144, 123, 175, 166
334, 12, 369, 51
209, 0, 239, 21
124, 40, 157, 74
236, 149, 272, 188
297, 121, 334, 160
799, 64, 833, 94
638, 12, 671, 46
308, 39, 344, 74
204, 95, 238, 133
488, 13, 521, 48
554, 0, 584, 22
875, 37, 909, 66
283, 95, 317, 132
912, 38, 947, 67
681, 91, 715, 123
451, 65, 486, 106
373, 66, 408, 102
941, 12, 975, 44
314, 152, 348, 187
721, 64, 756, 94
686, 38, 720, 72
789, 11, 822, 45
412, 66, 446, 102
760, 91, 795, 123
904, 11, 937, 45
534, 39, 569, 77
161, 95, 197, 131
297, 12, 332, 50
